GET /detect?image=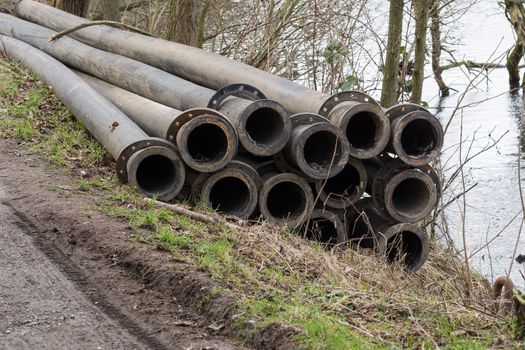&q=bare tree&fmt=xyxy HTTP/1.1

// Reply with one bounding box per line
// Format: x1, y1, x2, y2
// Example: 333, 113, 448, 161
380, 0, 403, 107
85, 0, 121, 21
430, 0, 449, 96
410, 0, 429, 104
165, 0, 202, 47
54, 0, 89, 17
504, 0, 525, 92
